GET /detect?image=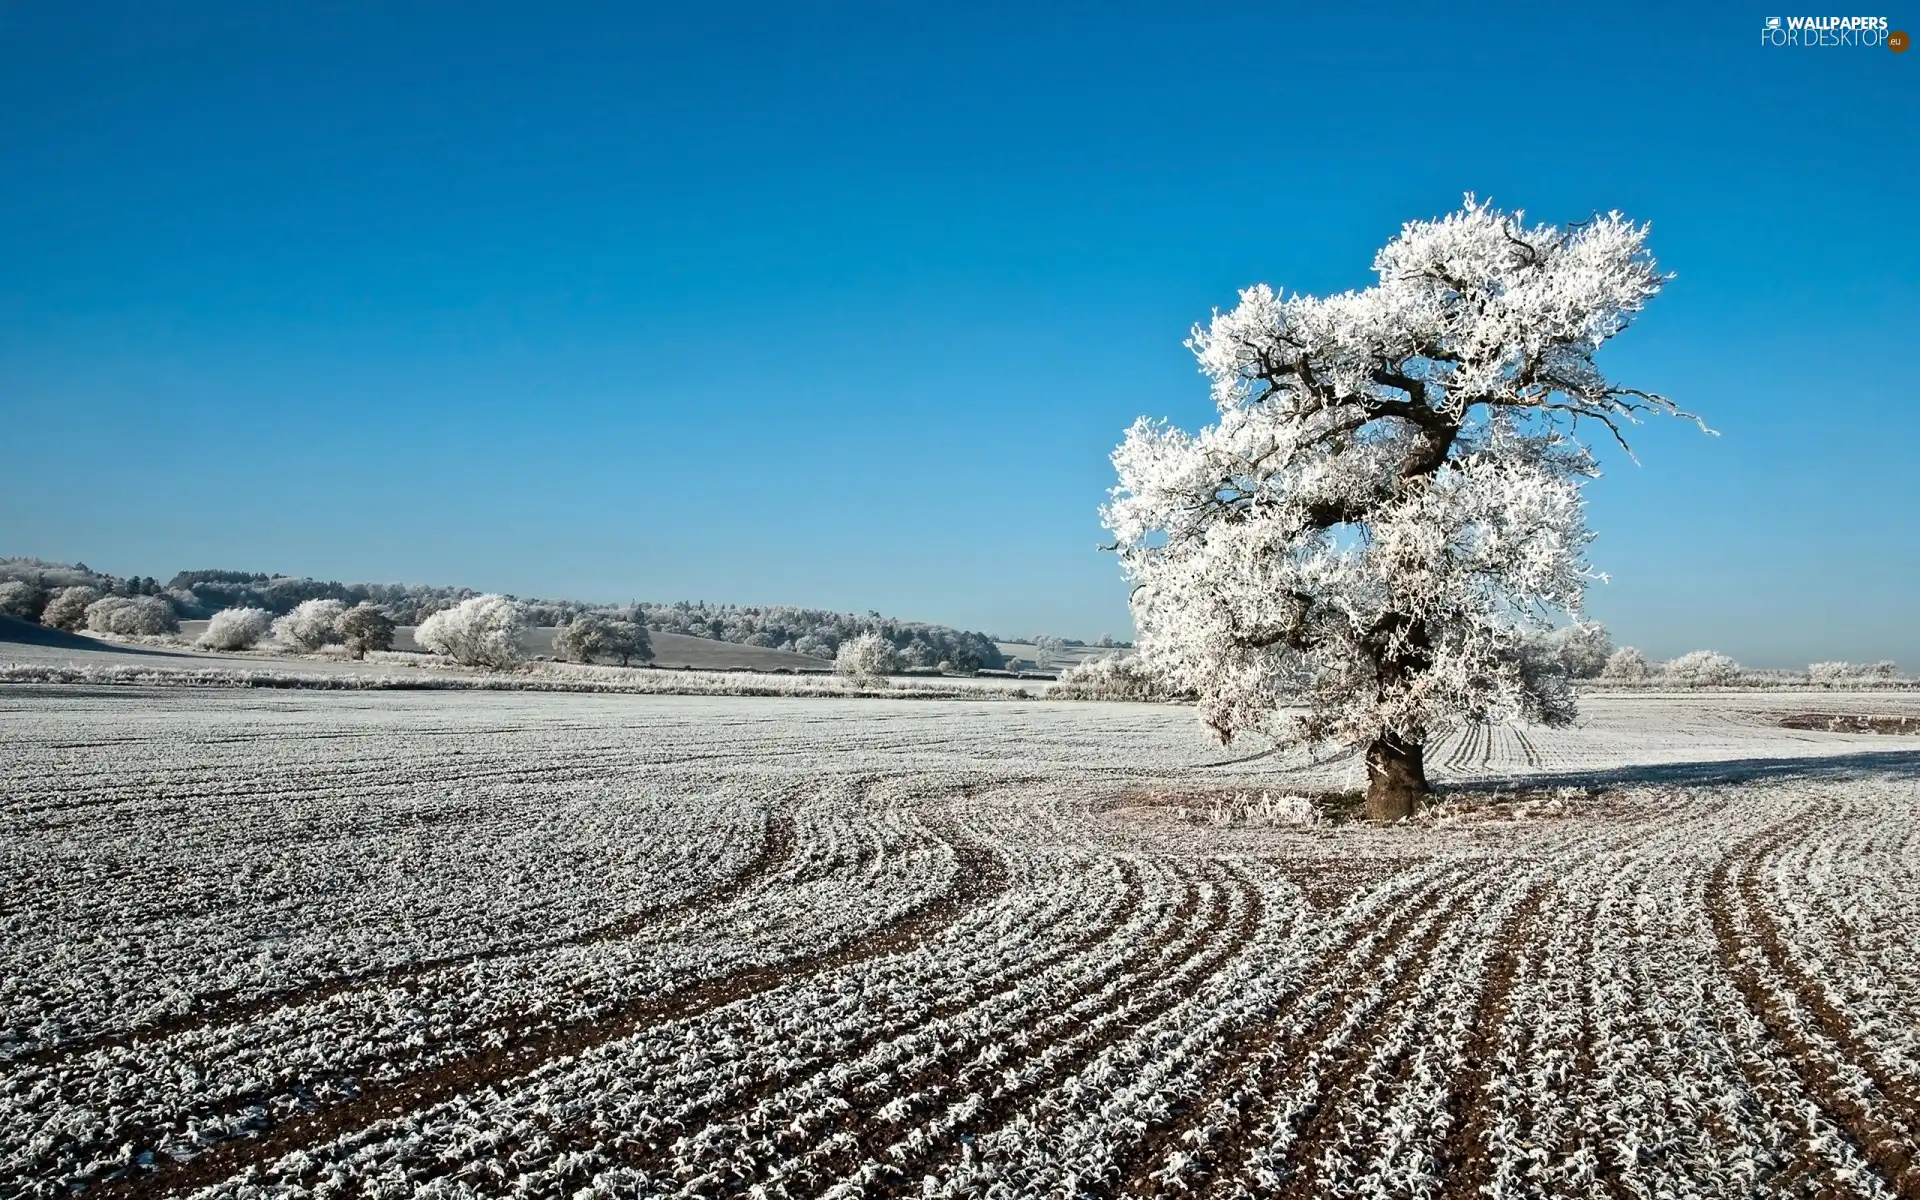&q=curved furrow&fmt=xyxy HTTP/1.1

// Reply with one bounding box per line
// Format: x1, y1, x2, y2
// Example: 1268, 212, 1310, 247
1706, 814, 1918, 1195
914, 861, 1470, 1198
1261, 876, 1531, 1200
527, 856, 1159, 1188
195, 853, 1142, 1197
1186, 866, 1506, 1198
1753, 798, 1920, 1110
803, 864, 1265, 1197
16, 815, 799, 1068
88, 829, 1009, 1198
613, 861, 1201, 1194
1067, 863, 1471, 1197
1426, 879, 1554, 1199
